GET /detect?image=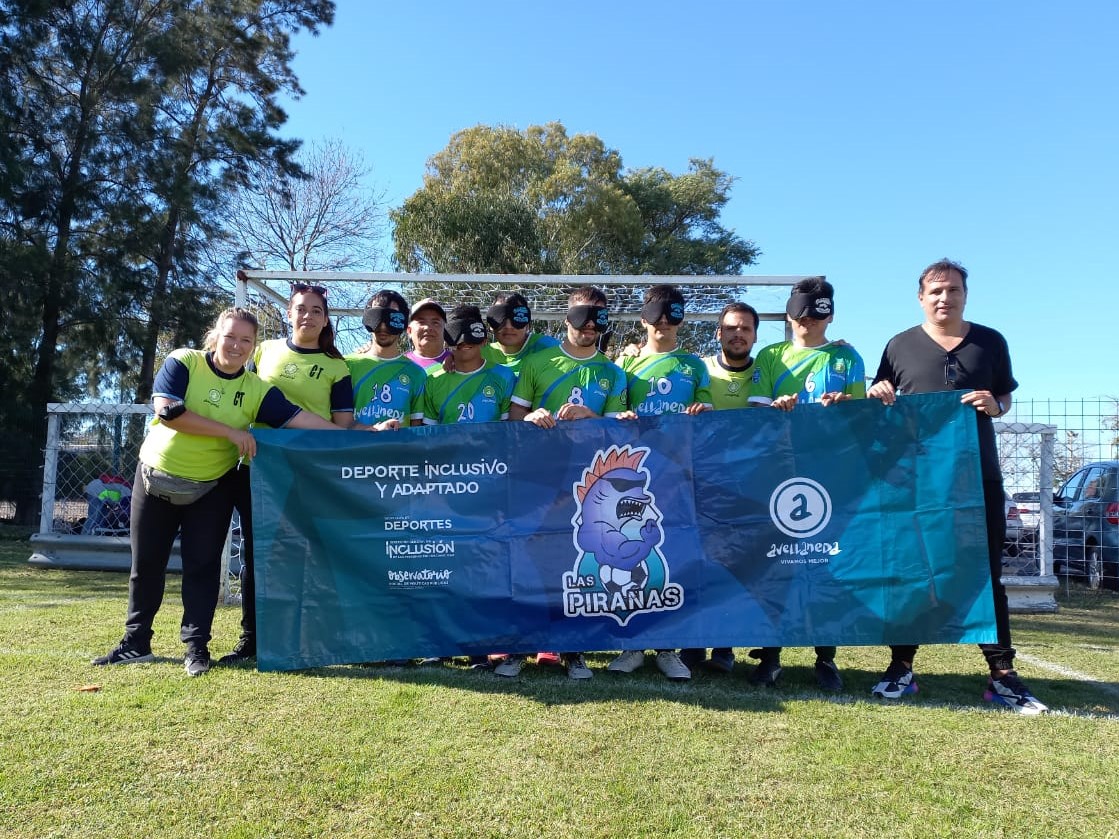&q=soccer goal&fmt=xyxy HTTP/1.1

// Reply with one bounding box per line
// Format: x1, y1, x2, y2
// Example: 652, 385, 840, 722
233, 270, 815, 353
